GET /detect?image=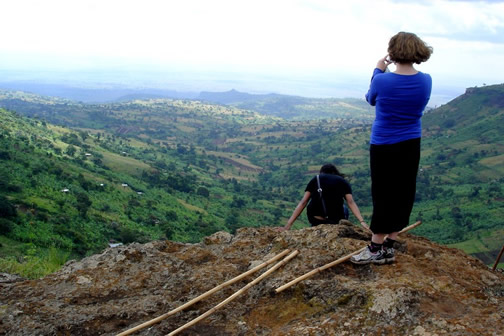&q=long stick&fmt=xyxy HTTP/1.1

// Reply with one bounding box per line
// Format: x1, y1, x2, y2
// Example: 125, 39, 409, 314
167, 250, 299, 336
116, 249, 291, 336
398, 220, 422, 233
275, 221, 422, 293
492, 243, 504, 271
275, 246, 366, 294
